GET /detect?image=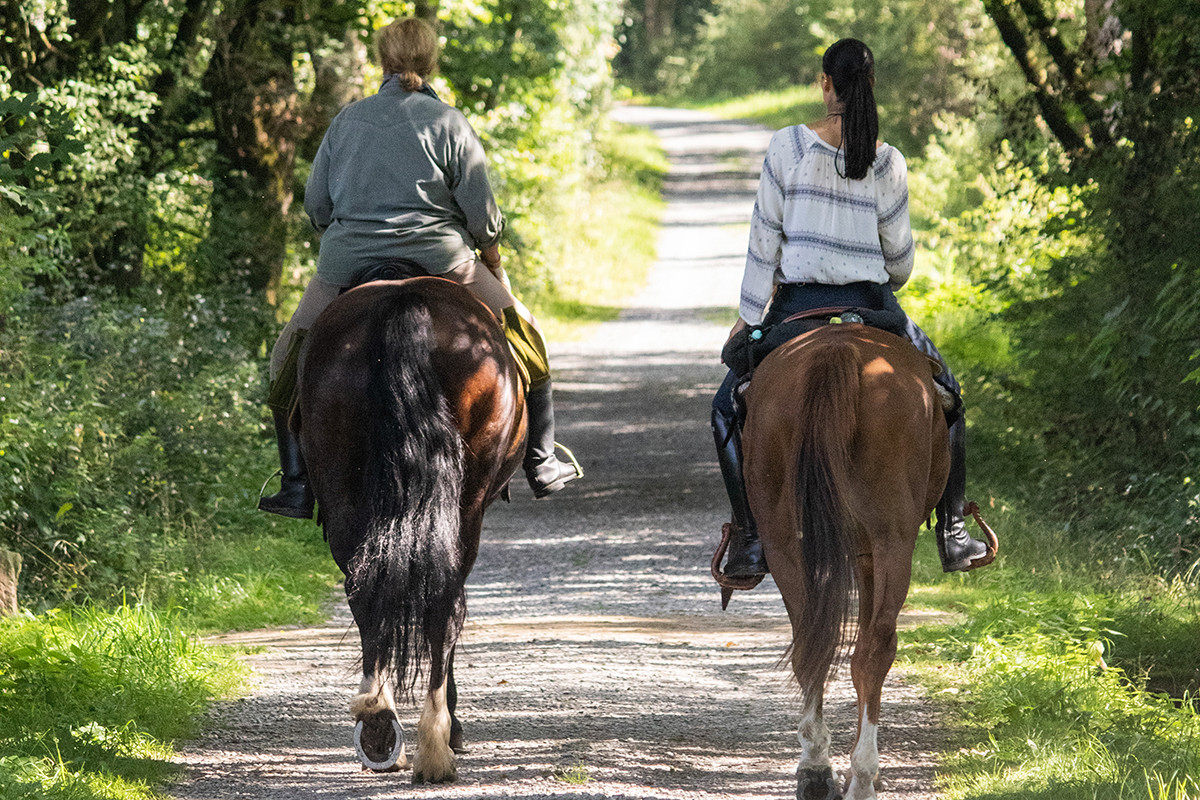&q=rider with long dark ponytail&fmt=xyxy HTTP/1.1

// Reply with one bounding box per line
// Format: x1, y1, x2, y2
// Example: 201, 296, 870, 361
713, 38, 995, 580
824, 38, 878, 180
